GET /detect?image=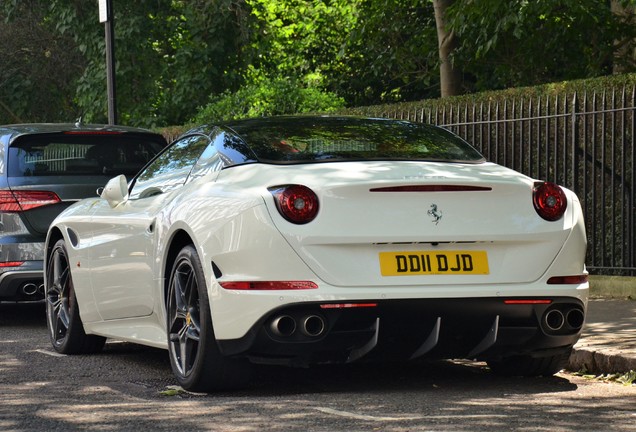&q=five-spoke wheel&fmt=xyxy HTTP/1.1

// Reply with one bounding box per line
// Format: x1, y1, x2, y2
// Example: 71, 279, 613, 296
167, 245, 251, 391
46, 239, 105, 354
